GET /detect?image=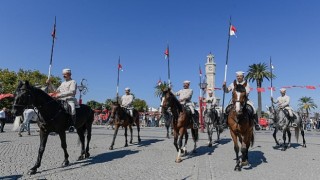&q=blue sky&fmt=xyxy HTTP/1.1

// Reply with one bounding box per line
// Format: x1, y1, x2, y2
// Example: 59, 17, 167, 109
1, 0, 320, 113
